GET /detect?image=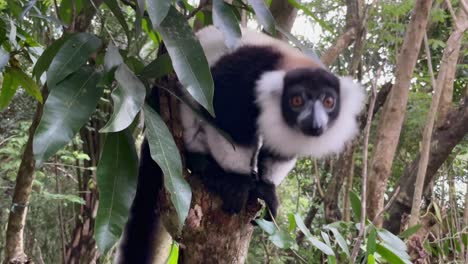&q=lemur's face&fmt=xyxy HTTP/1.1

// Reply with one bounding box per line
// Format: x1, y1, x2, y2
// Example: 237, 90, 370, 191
281, 68, 340, 136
